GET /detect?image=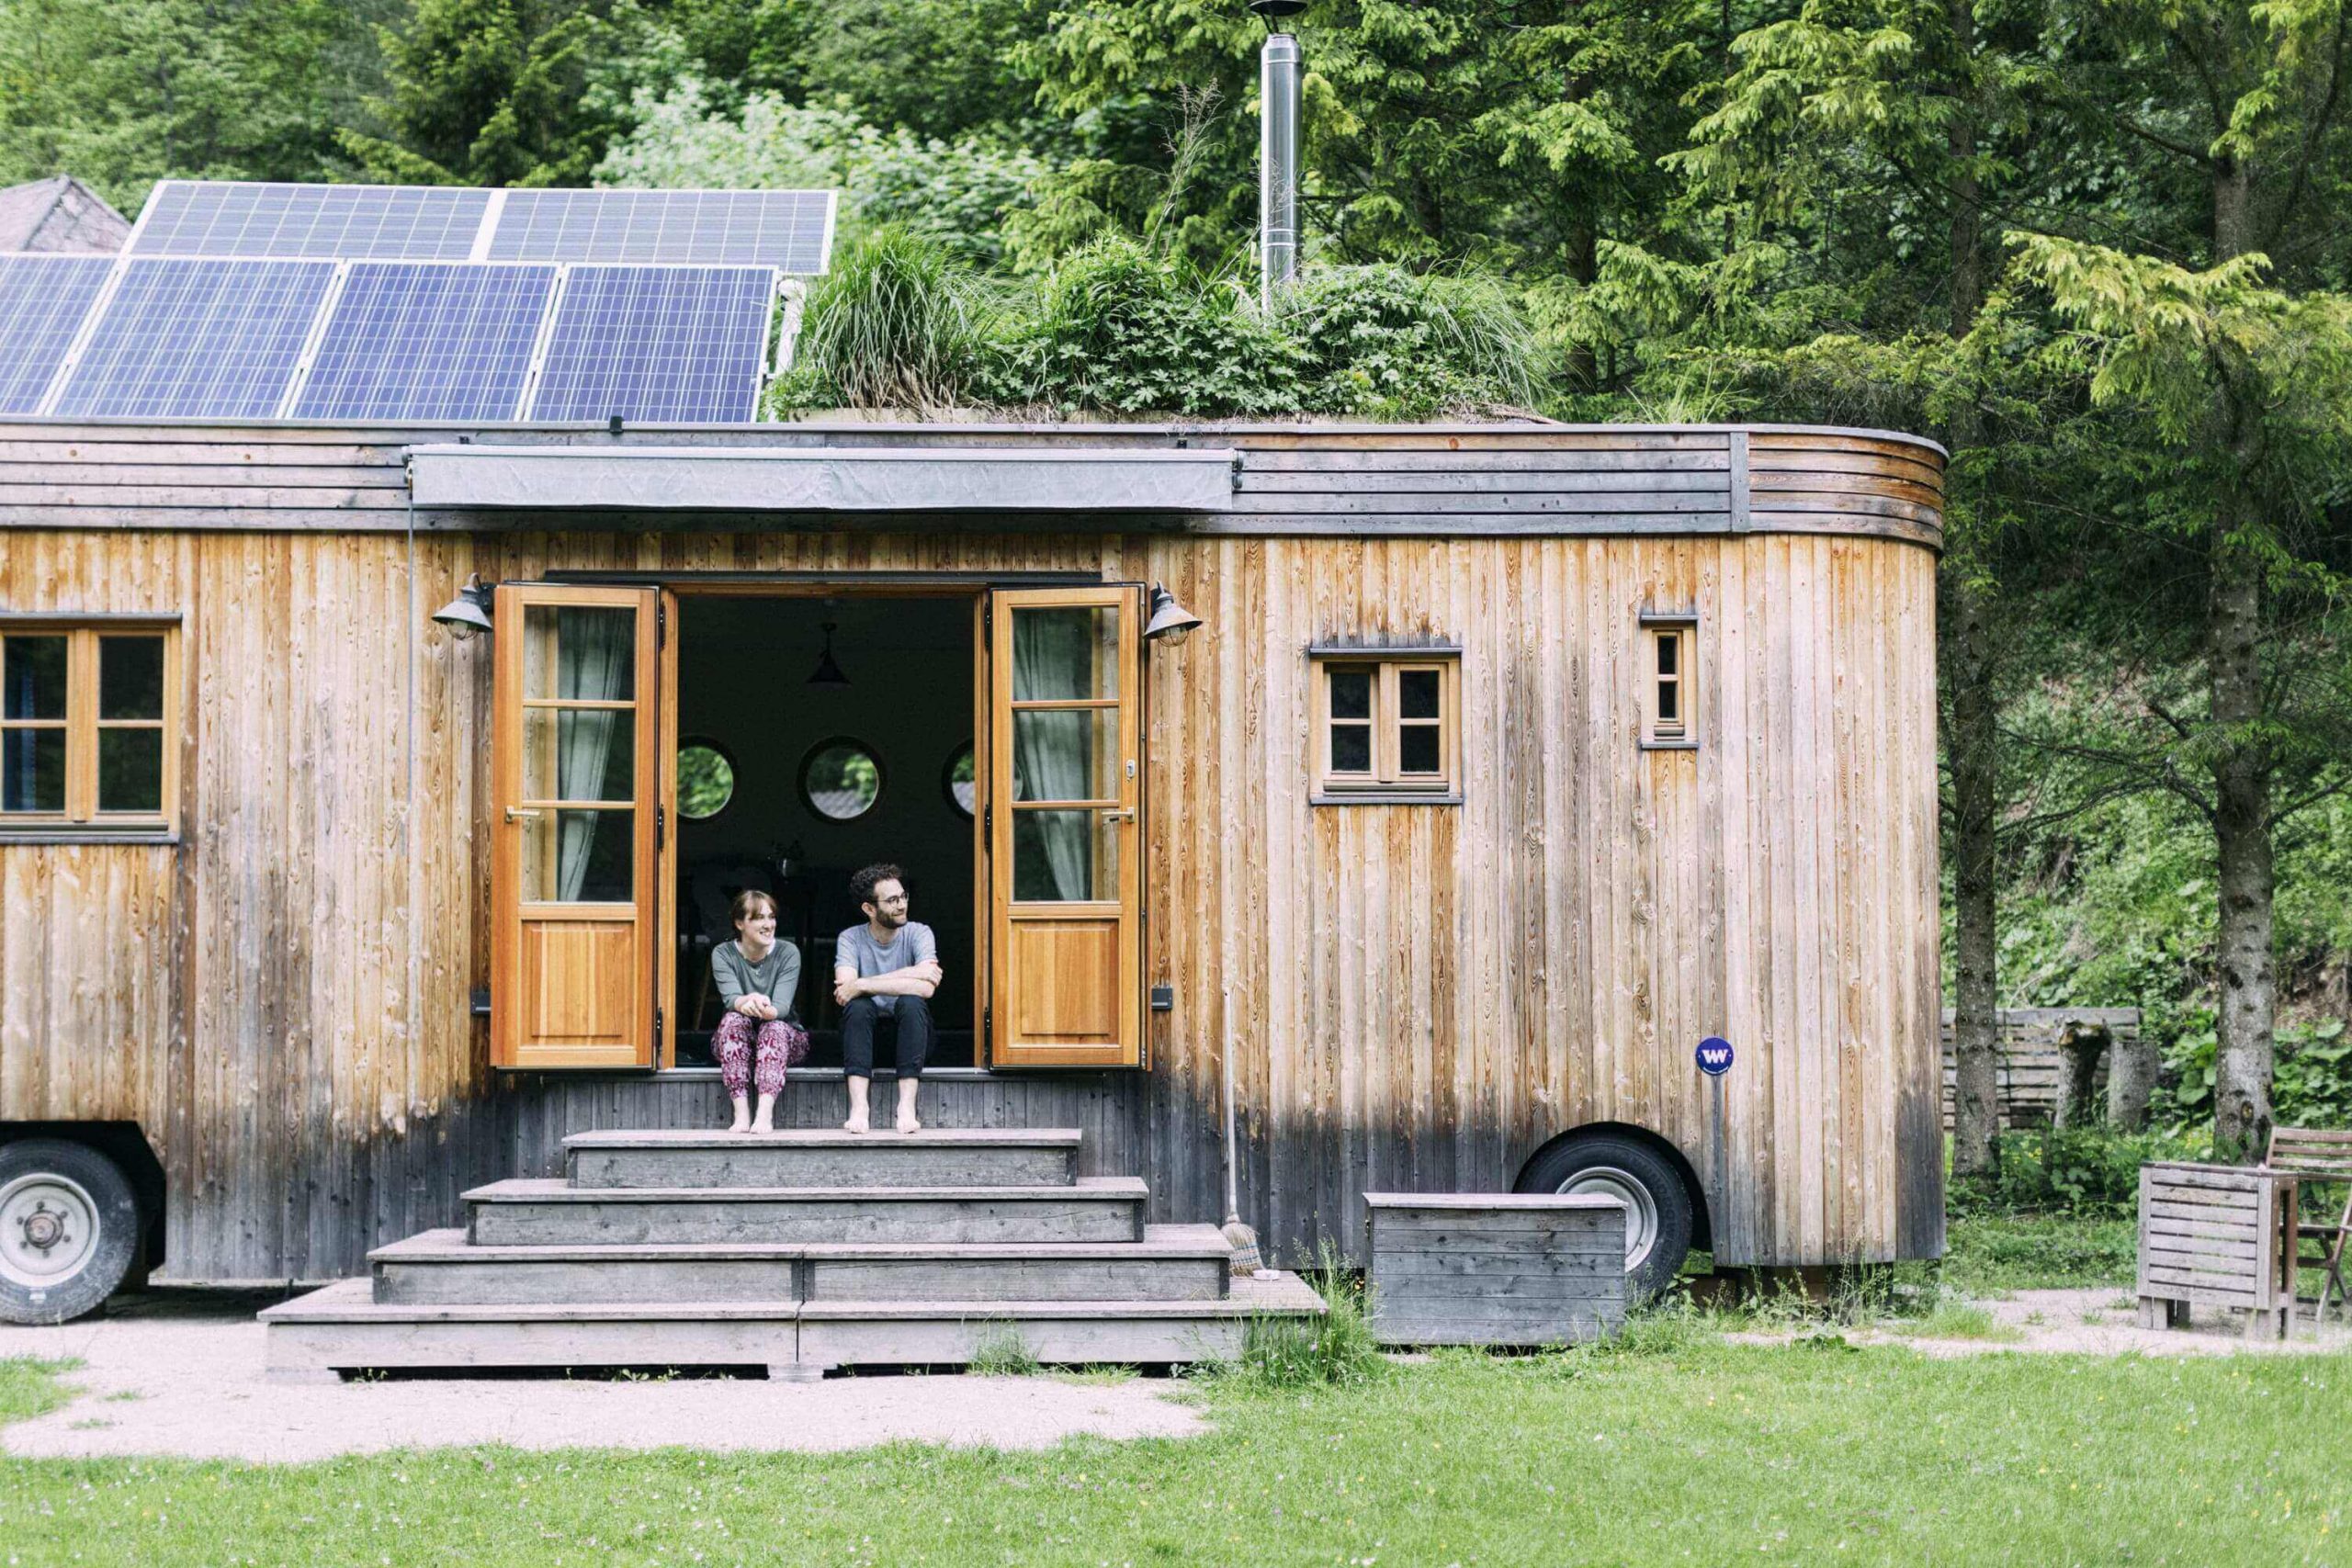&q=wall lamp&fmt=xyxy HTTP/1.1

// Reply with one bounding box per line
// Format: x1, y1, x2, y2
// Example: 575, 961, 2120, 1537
432, 572, 495, 640
1144, 582, 1204, 645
